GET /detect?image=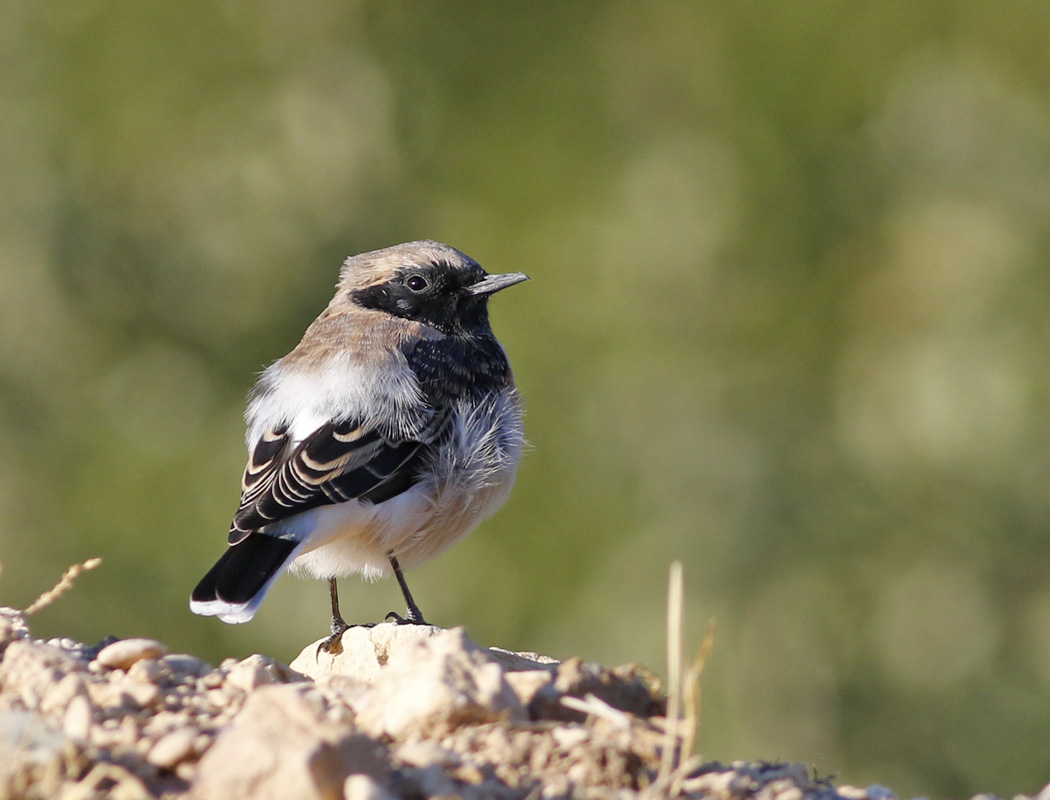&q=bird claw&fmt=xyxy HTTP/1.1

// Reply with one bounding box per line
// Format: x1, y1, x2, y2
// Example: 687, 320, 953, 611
316, 617, 376, 656
384, 609, 428, 625
317, 620, 349, 656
